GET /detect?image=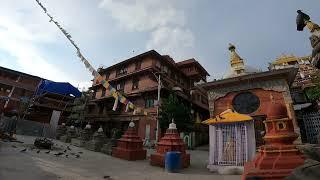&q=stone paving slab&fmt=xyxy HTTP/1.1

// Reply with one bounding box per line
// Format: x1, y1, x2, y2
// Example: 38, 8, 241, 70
0, 135, 240, 180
